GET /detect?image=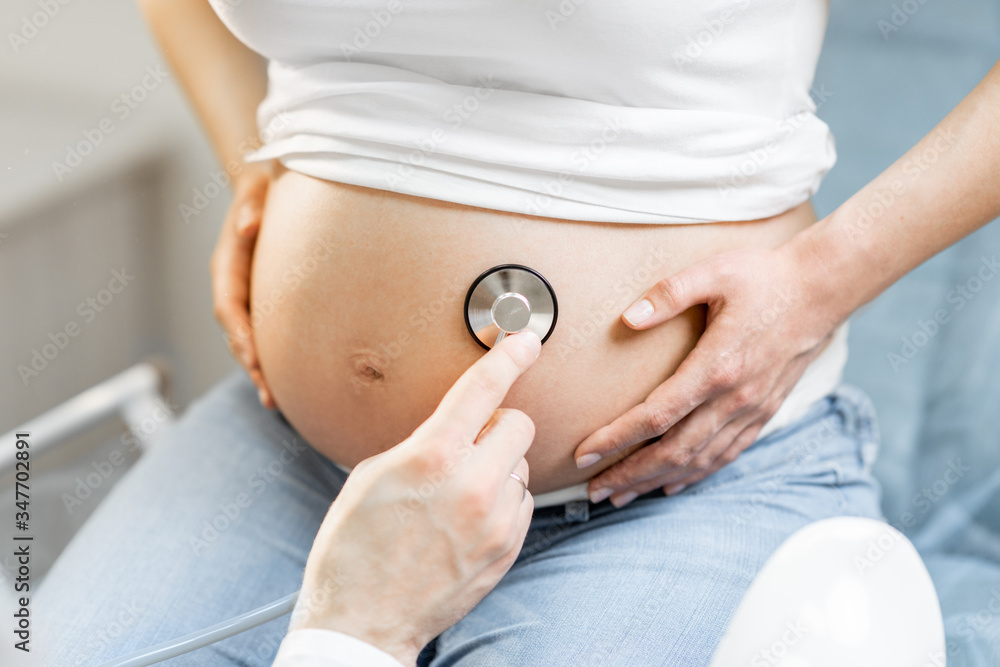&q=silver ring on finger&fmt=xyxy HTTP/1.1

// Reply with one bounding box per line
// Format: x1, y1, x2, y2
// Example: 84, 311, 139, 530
509, 472, 527, 500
